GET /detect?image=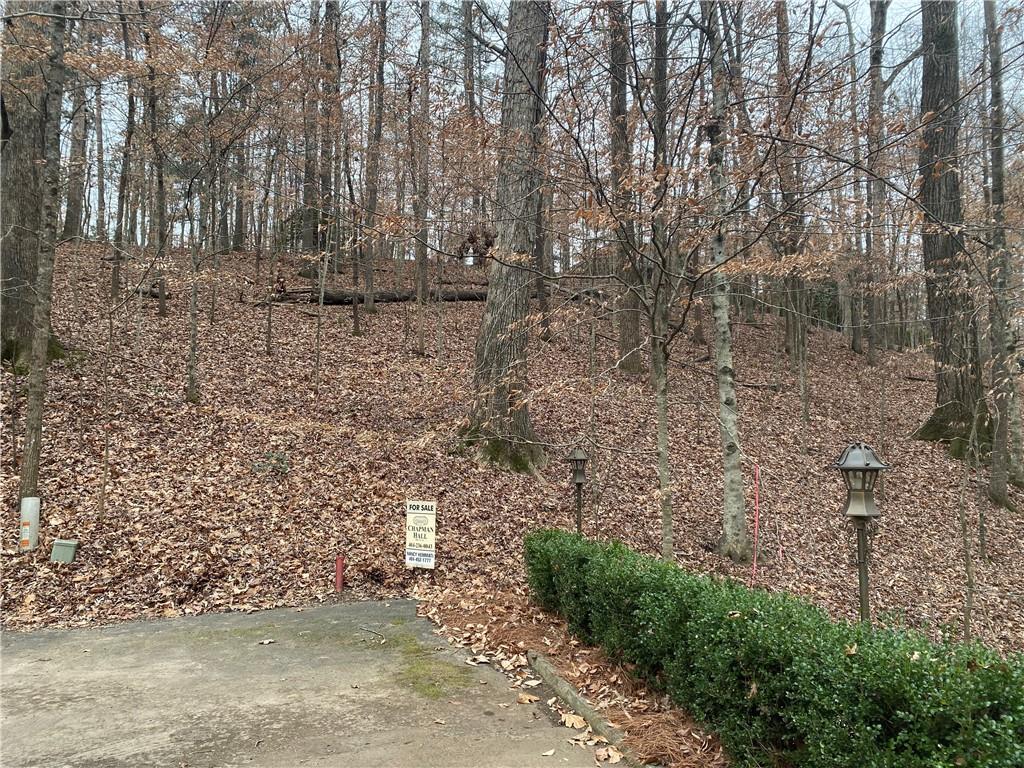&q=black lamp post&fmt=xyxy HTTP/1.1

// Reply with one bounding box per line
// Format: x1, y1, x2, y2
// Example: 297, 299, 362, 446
834, 441, 889, 624
567, 446, 588, 535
